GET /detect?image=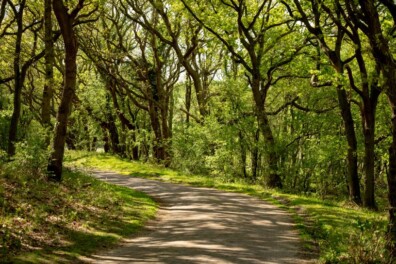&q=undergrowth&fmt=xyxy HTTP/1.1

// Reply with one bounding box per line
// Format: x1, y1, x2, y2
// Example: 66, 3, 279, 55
66, 150, 390, 263
0, 150, 157, 263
